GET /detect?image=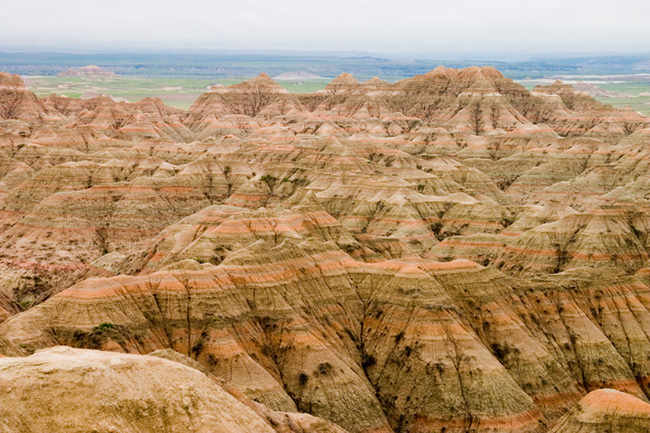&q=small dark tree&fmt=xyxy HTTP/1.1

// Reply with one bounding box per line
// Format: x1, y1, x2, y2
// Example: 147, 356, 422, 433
469, 101, 483, 136
260, 174, 278, 191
